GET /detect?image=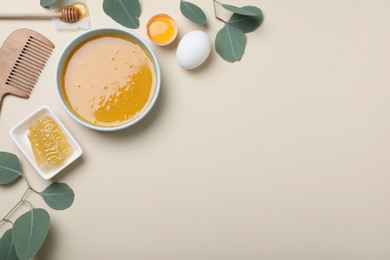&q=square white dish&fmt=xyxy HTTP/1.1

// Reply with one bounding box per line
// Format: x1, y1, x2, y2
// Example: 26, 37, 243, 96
10, 105, 83, 180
